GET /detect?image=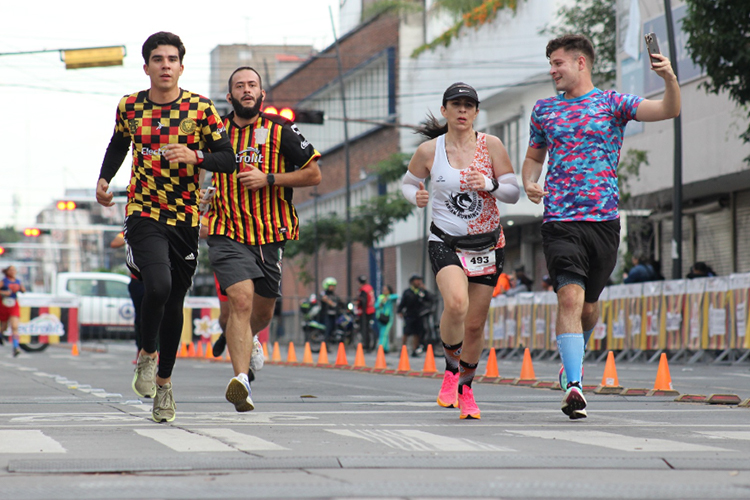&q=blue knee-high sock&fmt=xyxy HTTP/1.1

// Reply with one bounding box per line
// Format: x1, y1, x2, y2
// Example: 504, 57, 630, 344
583, 328, 594, 351
557, 333, 584, 386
